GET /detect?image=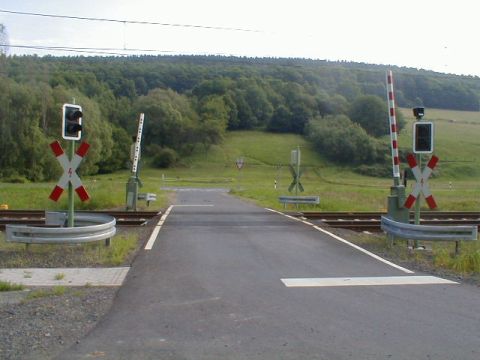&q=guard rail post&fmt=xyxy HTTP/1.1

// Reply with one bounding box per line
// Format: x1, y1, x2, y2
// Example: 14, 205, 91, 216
381, 216, 478, 255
